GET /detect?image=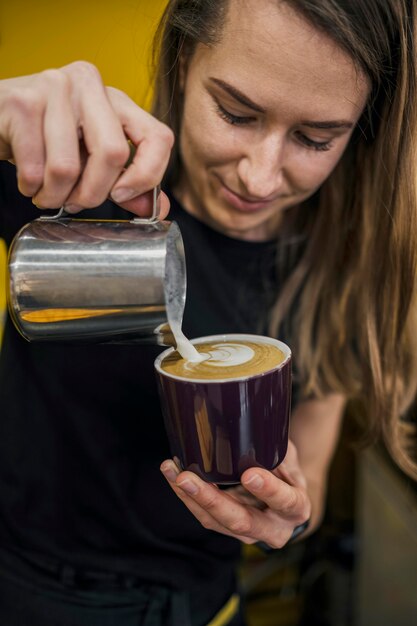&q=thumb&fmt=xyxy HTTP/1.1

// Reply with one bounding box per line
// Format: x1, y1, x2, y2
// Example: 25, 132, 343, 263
116, 188, 170, 220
